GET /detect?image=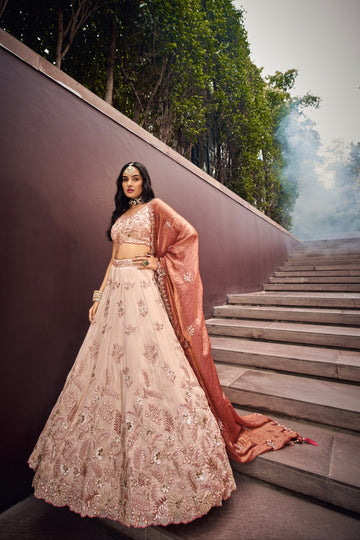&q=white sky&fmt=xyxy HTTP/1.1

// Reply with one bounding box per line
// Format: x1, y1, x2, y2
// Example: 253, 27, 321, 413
233, 0, 360, 148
